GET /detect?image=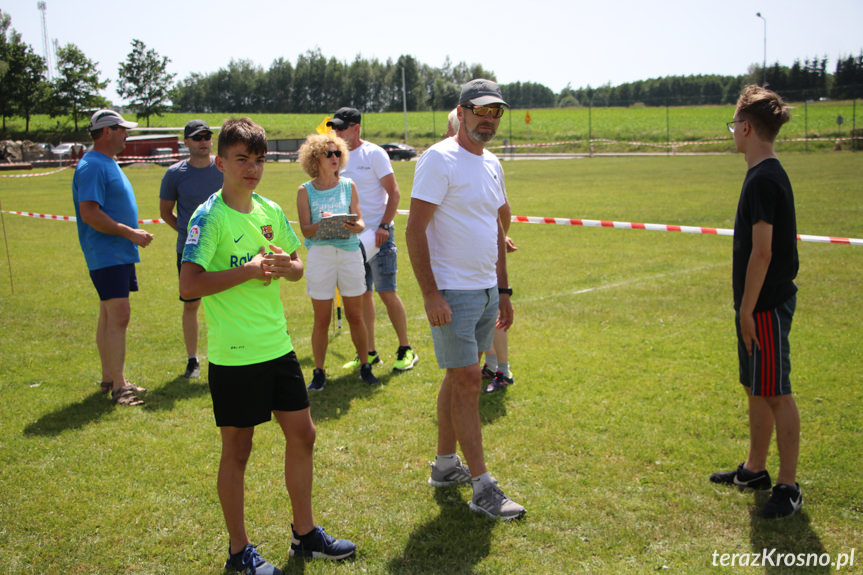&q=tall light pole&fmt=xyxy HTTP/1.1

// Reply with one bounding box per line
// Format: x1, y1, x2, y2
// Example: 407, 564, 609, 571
756, 12, 767, 85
